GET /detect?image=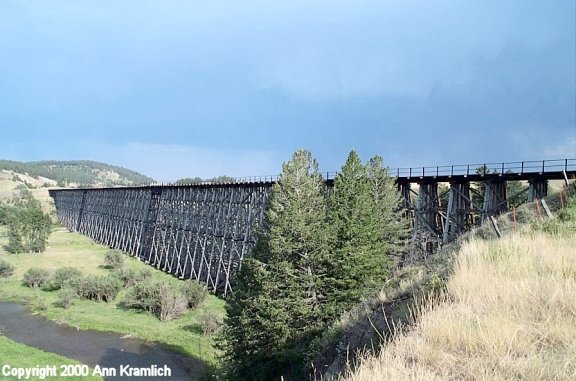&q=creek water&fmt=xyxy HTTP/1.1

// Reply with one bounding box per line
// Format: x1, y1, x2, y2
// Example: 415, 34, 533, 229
0, 302, 206, 380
